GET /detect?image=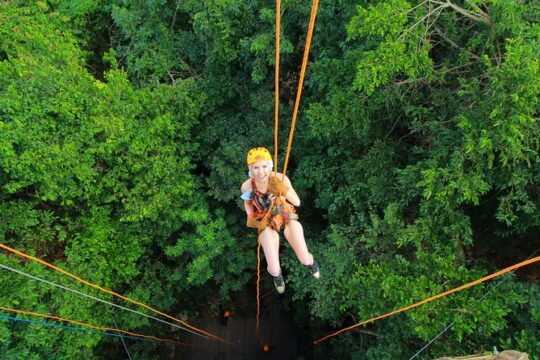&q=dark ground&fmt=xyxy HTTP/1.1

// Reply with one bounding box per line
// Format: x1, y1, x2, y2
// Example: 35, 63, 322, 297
171, 289, 309, 360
